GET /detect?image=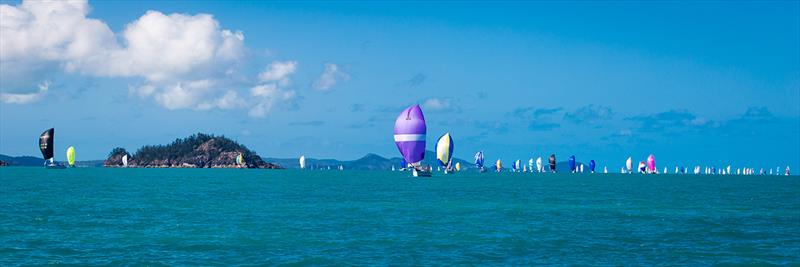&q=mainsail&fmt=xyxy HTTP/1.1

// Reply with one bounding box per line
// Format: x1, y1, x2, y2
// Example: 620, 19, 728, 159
122, 154, 129, 167
549, 154, 556, 172
435, 133, 454, 167
39, 128, 54, 162
299, 155, 306, 169
394, 105, 426, 166
66, 146, 75, 167
528, 158, 534, 172
455, 162, 461, 171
